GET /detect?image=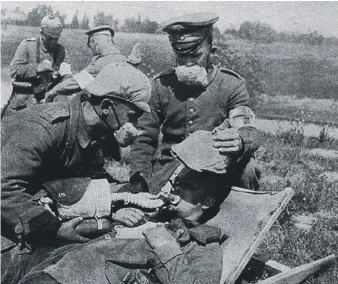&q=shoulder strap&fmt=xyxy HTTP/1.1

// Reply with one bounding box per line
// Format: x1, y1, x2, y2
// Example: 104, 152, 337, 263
220, 67, 243, 80
36, 37, 40, 64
